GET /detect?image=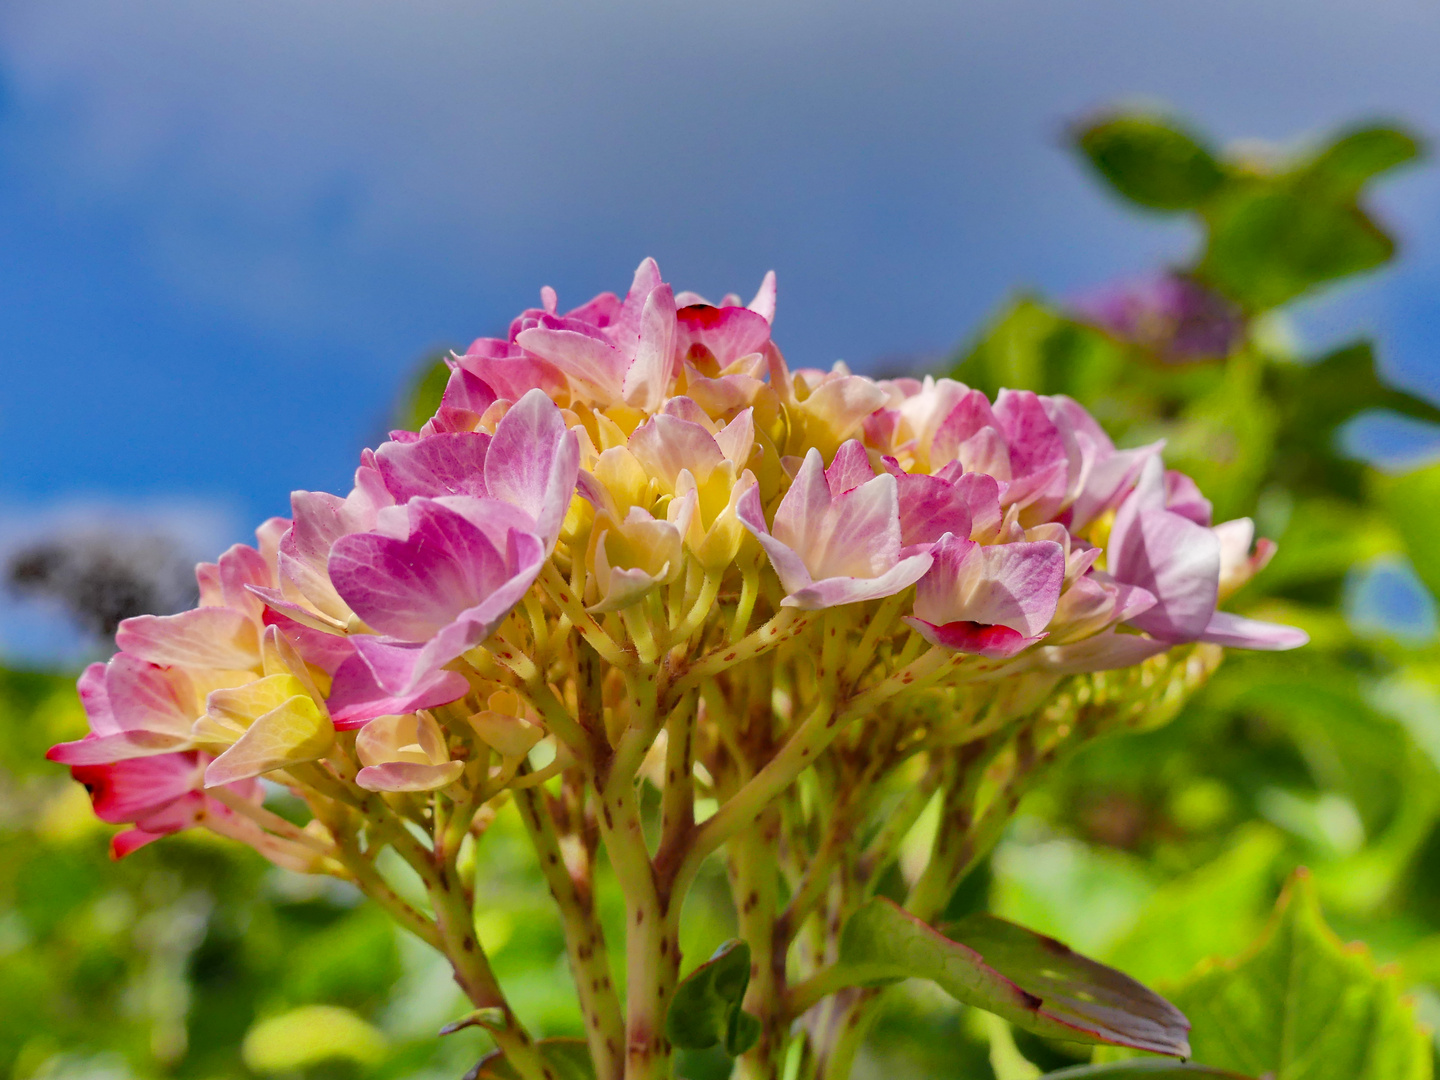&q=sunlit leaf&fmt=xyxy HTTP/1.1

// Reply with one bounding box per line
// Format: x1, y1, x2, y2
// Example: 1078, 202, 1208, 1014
1170, 869, 1432, 1080
834, 898, 1190, 1056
